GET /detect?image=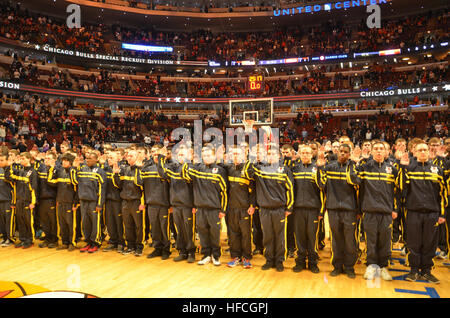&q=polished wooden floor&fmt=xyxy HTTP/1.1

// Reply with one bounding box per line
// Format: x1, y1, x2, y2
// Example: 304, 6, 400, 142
0, 232, 448, 298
